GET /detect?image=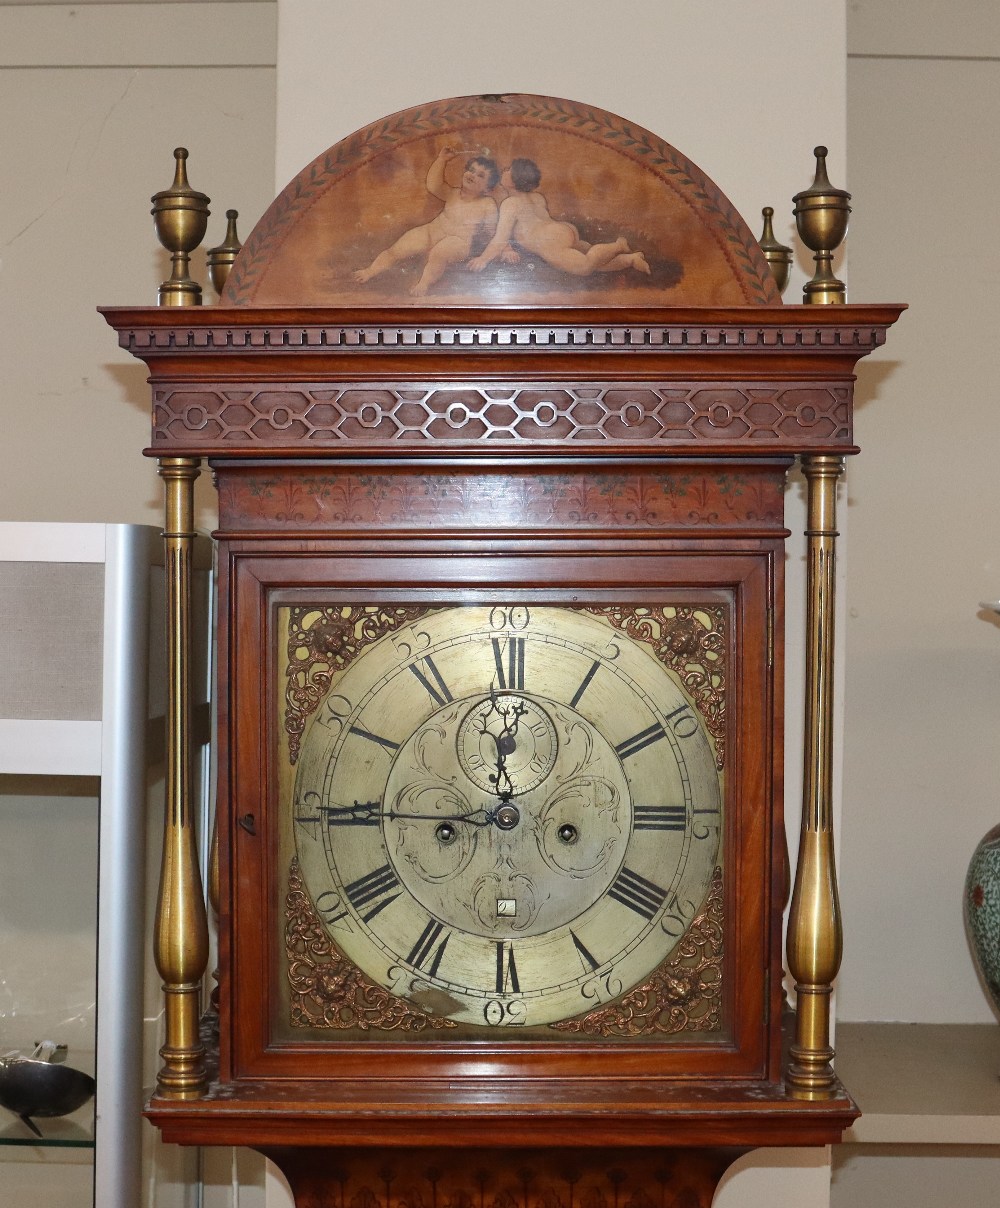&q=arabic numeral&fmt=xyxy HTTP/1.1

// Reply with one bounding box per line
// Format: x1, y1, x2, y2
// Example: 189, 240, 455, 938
581, 971, 623, 1003
391, 626, 431, 660
488, 605, 530, 631
692, 804, 721, 840
483, 998, 527, 1026
664, 703, 700, 739
661, 894, 698, 936
320, 693, 352, 732
315, 889, 351, 930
